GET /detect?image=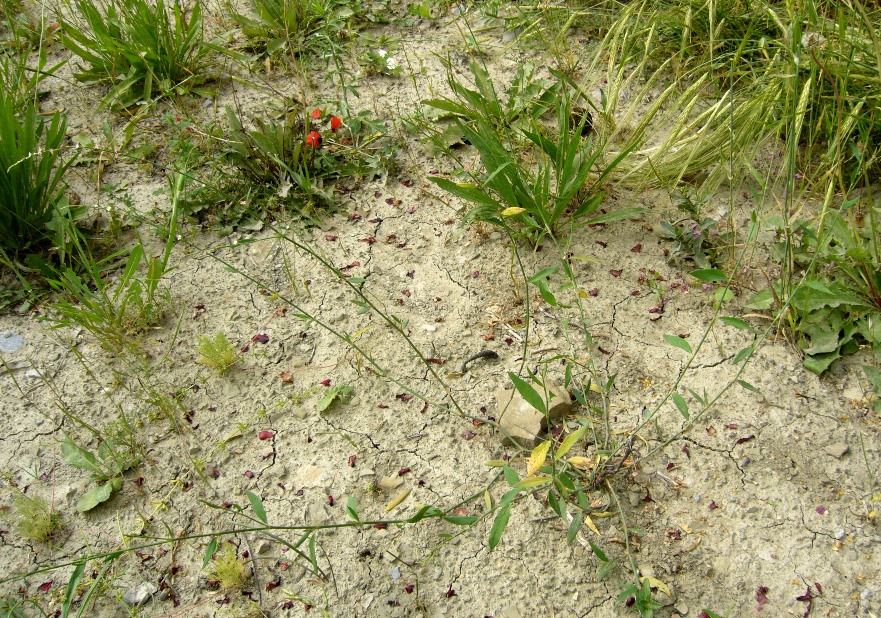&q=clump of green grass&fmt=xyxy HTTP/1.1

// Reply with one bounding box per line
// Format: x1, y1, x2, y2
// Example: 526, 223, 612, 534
197, 332, 239, 375
12, 492, 61, 543
60, 0, 213, 108
0, 92, 78, 255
